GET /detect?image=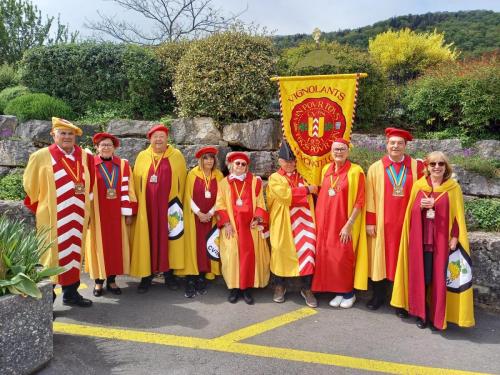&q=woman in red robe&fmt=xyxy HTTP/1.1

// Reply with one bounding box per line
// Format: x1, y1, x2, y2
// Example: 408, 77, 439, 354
391, 151, 474, 330
178, 146, 223, 298
312, 139, 367, 308
86, 133, 137, 297
215, 152, 270, 305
